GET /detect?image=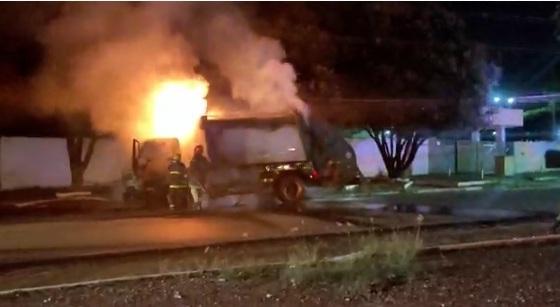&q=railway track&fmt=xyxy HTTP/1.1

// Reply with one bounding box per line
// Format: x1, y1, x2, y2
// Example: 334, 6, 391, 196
1, 228, 559, 296
0, 205, 554, 295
